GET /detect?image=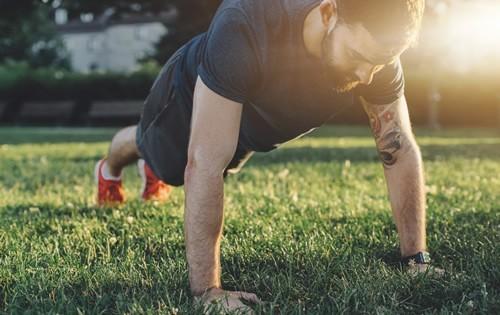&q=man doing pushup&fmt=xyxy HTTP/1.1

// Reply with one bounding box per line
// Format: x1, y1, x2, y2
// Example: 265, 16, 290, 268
95, 0, 441, 312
